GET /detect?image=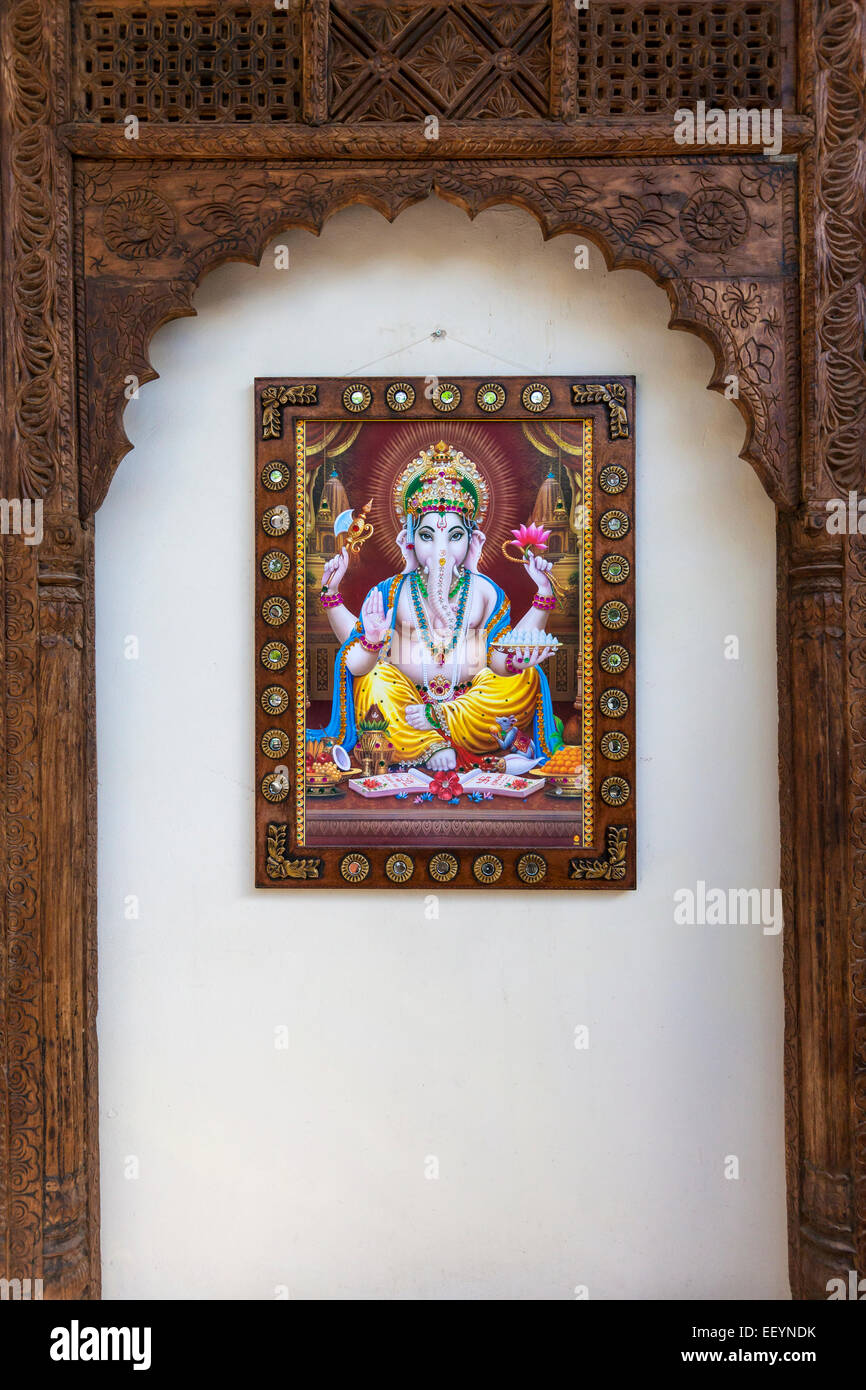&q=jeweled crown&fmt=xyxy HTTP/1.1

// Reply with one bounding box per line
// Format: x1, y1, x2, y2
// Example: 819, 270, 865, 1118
393, 440, 489, 527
